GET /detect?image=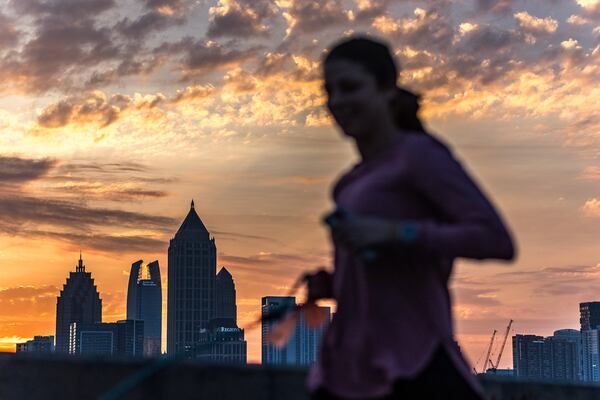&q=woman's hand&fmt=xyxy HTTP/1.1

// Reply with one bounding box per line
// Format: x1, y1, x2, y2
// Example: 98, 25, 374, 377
330, 215, 395, 251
